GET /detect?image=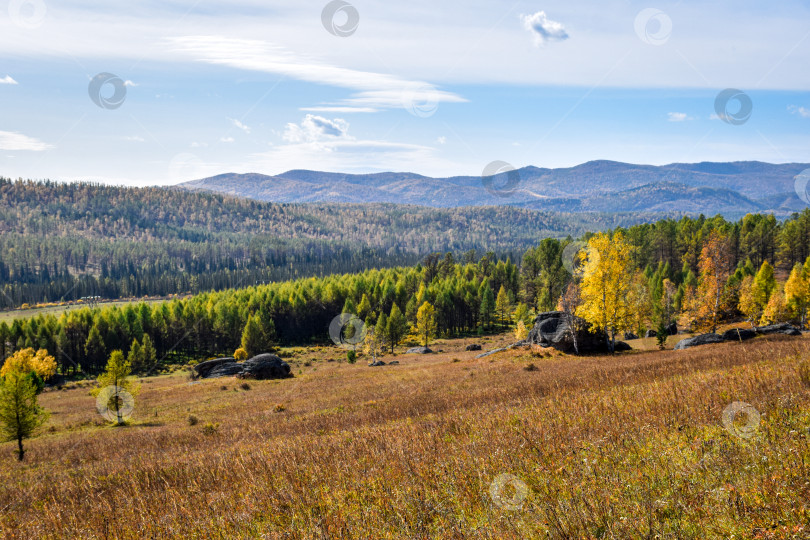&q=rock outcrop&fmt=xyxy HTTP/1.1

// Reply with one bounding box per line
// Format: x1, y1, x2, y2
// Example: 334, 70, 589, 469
756, 323, 802, 336
674, 333, 725, 350
406, 346, 433, 354
527, 311, 630, 354
194, 354, 292, 380
465, 344, 482, 351
721, 328, 756, 341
